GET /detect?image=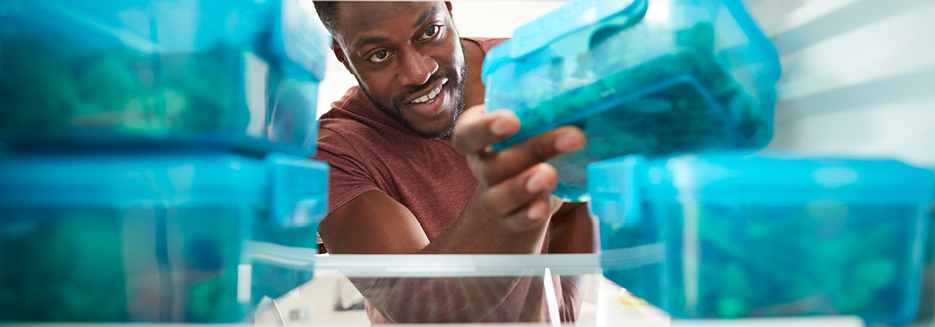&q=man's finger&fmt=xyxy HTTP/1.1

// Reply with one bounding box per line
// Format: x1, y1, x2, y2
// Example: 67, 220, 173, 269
546, 194, 564, 216
478, 126, 585, 185
481, 163, 558, 216
499, 195, 555, 233
451, 107, 520, 155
